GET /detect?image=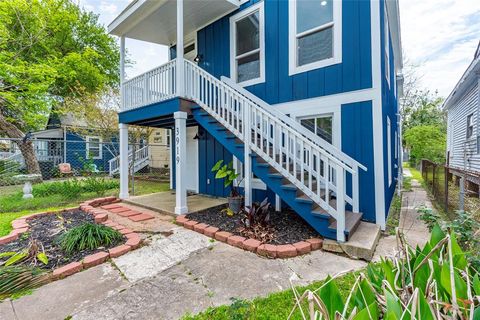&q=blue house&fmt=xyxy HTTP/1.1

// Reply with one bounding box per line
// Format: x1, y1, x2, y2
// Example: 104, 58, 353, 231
109, 0, 403, 242
28, 113, 118, 177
